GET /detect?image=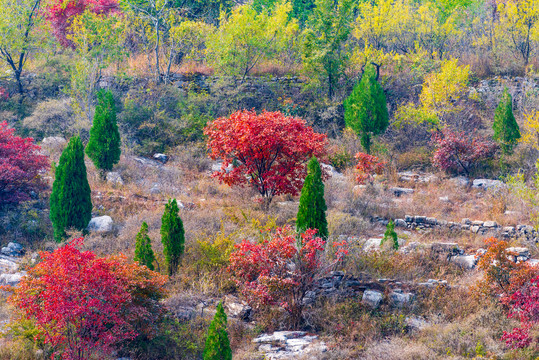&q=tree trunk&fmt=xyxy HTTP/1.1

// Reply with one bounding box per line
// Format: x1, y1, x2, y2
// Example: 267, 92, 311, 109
155, 19, 161, 83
